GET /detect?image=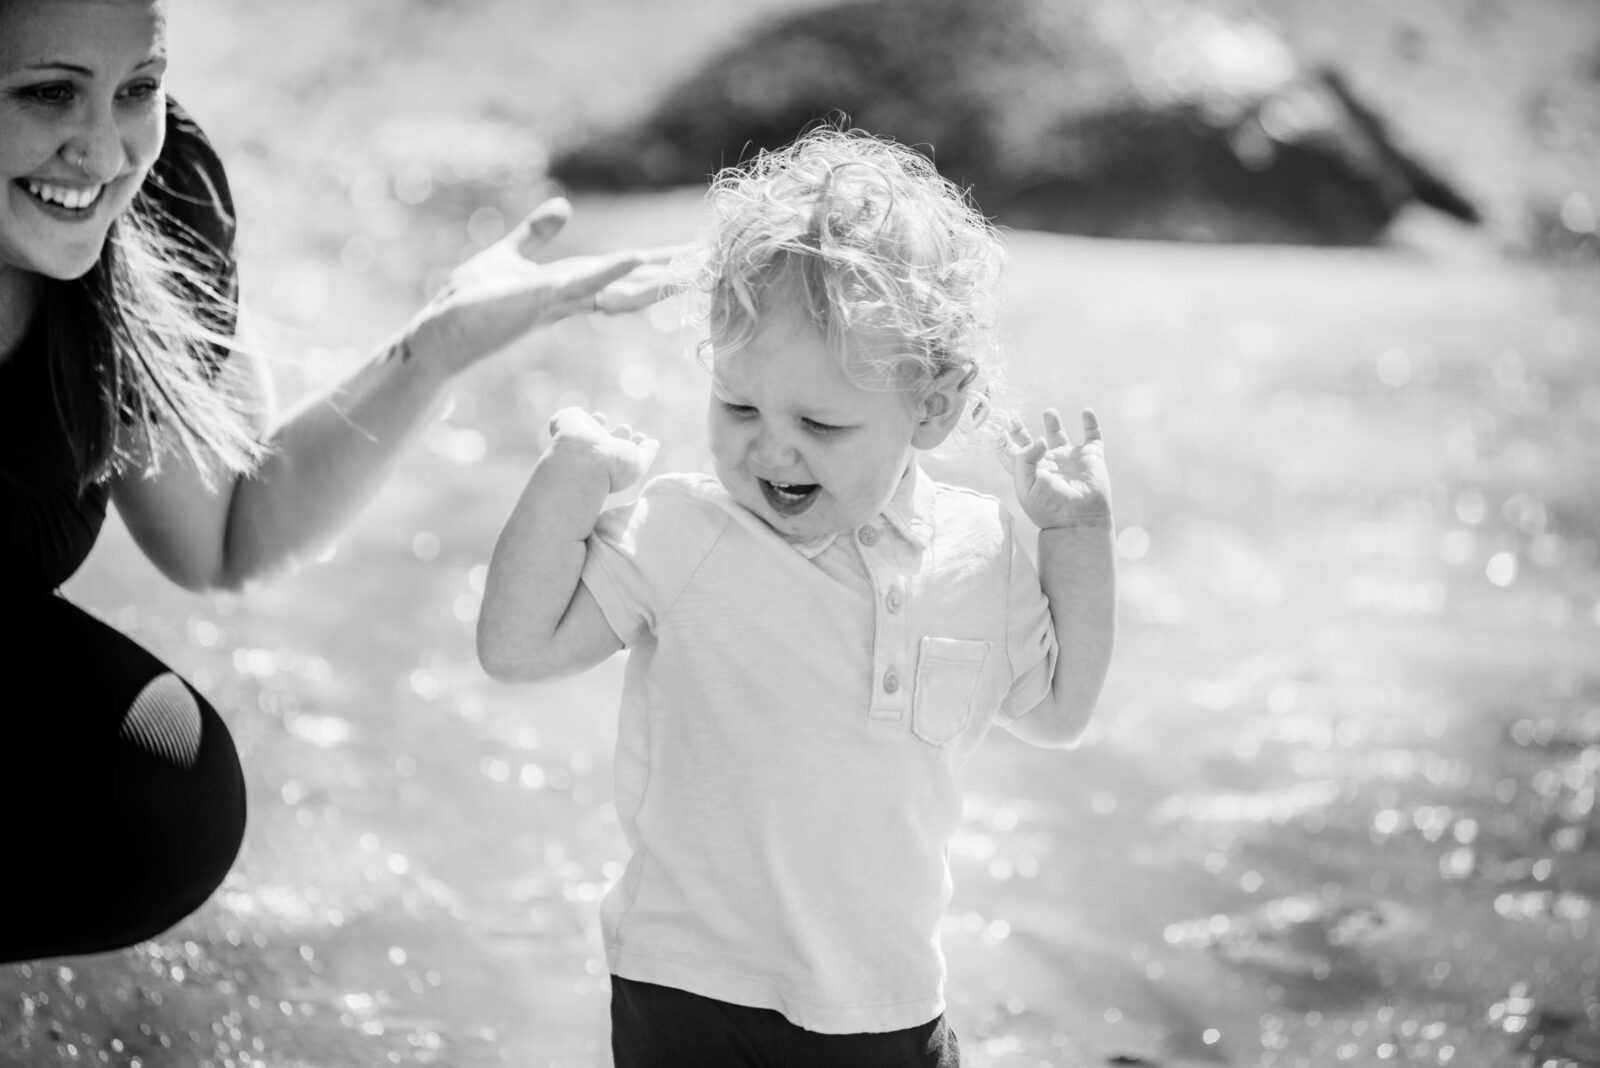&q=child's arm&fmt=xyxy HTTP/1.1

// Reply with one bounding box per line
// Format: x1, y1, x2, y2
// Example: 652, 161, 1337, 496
1004, 408, 1116, 748
477, 408, 658, 682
